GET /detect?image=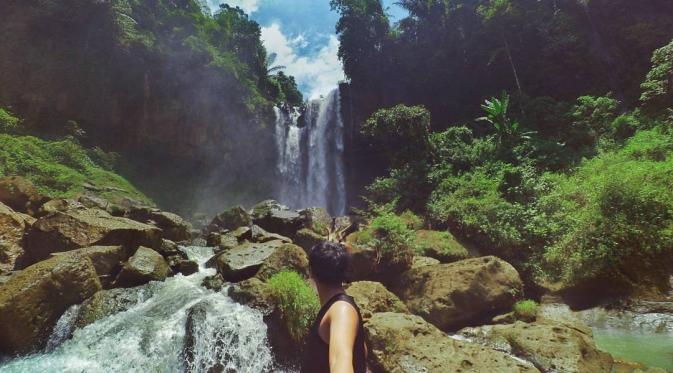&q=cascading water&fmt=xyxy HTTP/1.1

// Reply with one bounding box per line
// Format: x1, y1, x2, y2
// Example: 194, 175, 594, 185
0, 247, 278, 373
274, 88, 347, 216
